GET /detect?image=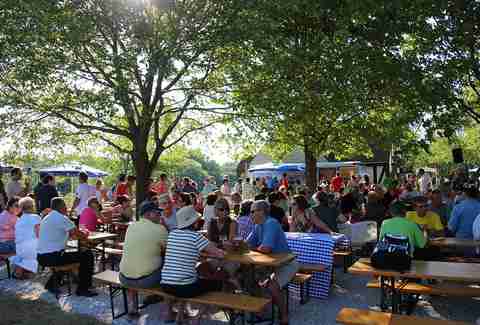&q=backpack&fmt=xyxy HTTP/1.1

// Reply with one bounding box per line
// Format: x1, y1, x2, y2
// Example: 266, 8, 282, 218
371, 234, 412, 271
